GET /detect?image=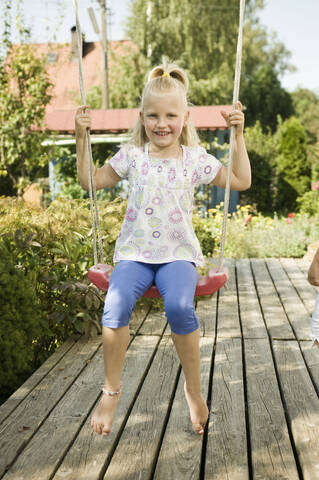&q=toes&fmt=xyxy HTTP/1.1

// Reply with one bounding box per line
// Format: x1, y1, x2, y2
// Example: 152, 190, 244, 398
91, 416, 111, 436
193, 423, 205, 435
93, 424, 100, 435
92, 420, 103, 435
